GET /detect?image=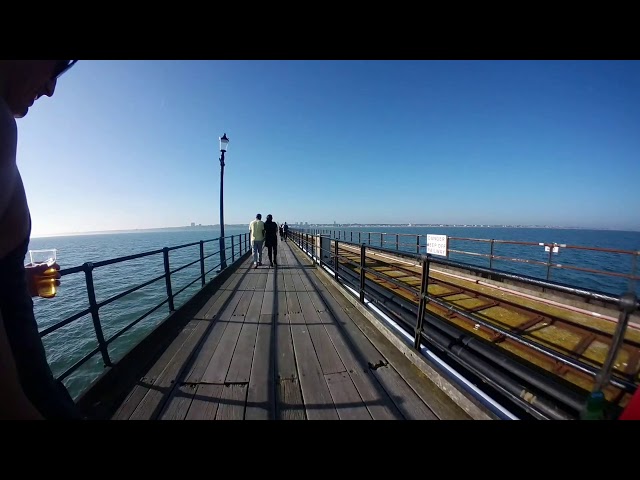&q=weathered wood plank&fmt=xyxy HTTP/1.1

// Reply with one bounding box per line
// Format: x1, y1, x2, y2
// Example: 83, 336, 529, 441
283, 272, 297, 292
201, 321, 243, 383
185, 384, 223, 420
277, 378, 306, 420
315, 278, 469, 420
255, 272, 268, 290
158, 384, 196, 420
373, 365, 438, 420
215, 384, 248, 420
325, 372, 372, 420
286, 289, 301, 314
275, 306, 305, 420
298, 292, 345, 375
198, 288, 233, 319
290, 324, 339, 420
222, 273, 246, 291
291, 270, 306, 291
276, 291, 287, 319
226, 321, 259, 383
129, 320, 204, 420
246, 292, 264, 320
245, 314, 275, 420
265, 269, 275, 291
184, 289, 245, 383
113, 319, 198, 420
193, 288, 227, 319
261, 290, 274, 316
233, 290, 254, 316
317, 313, 402, 419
